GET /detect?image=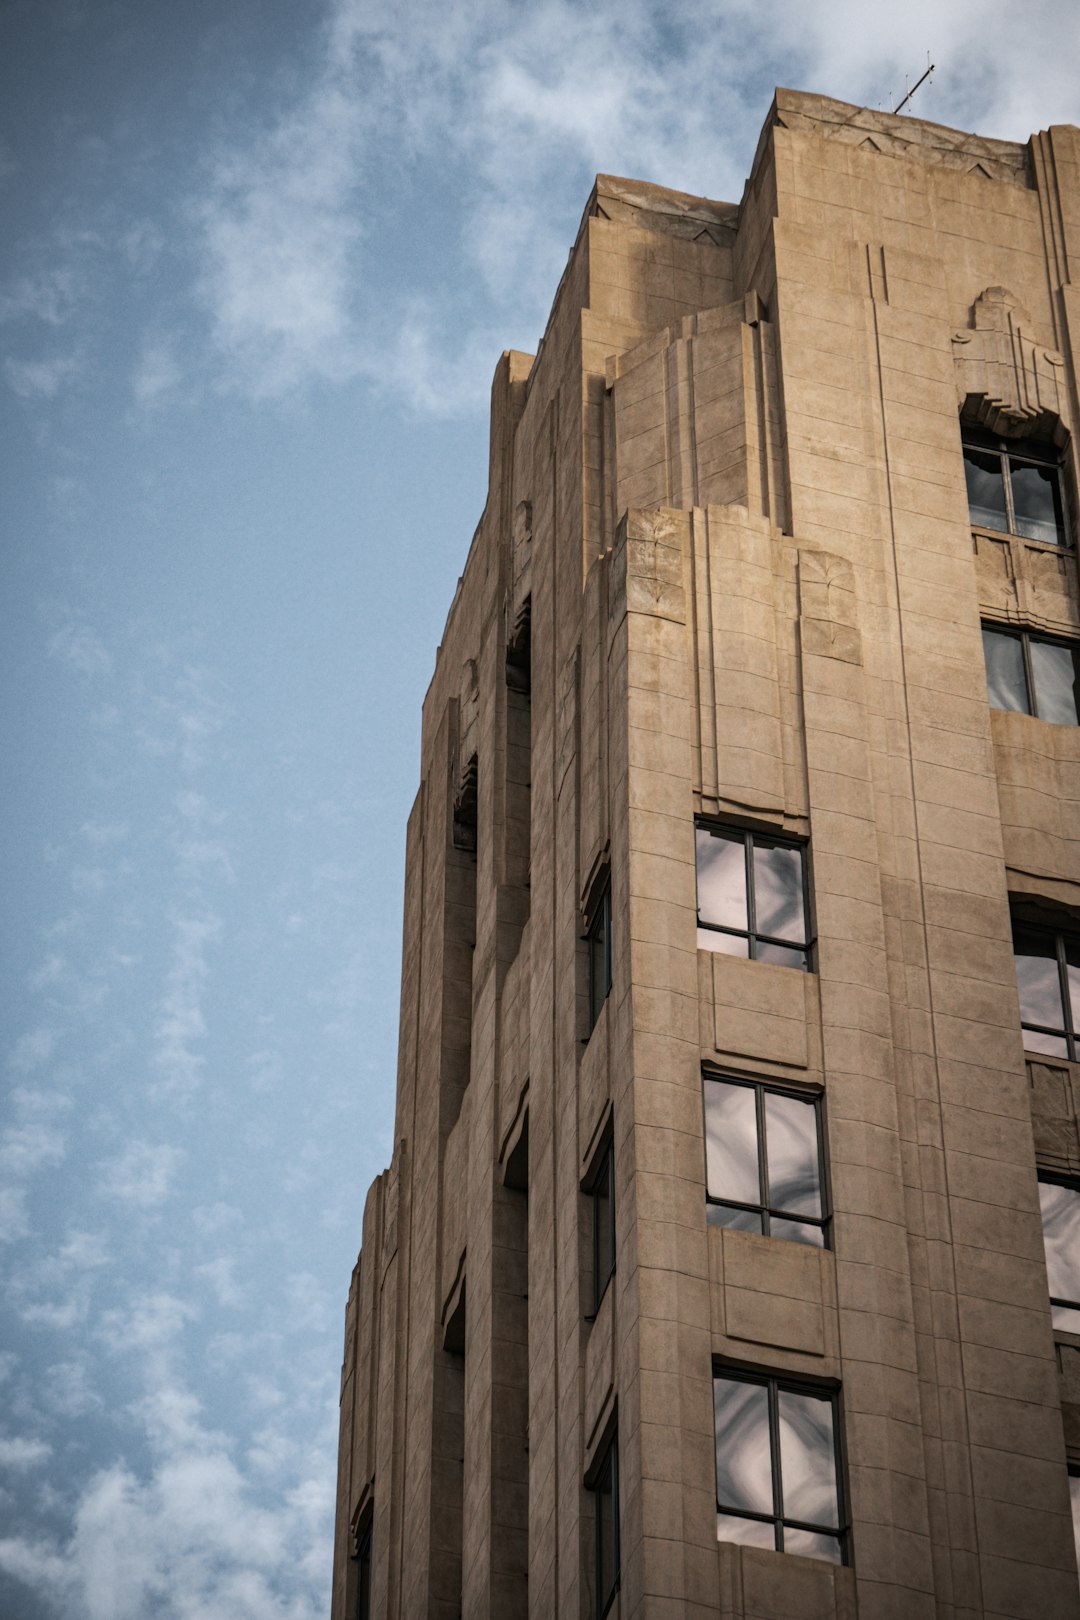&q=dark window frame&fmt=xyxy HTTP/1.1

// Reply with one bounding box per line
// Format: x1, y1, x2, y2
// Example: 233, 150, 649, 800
713, 1366, 850, 1565
1067, 1463, 1080, 1581
962, 425, 1070, 547
587, 1132, 616, 1317
981, 621, 1080, 725
585, 877, 613, 1033
1013, 920, 1079, 1061
695, 822, 813, 970
591, 1429, 620, 1619
1038, 1172, 1080, 1334
703, 1072, 830, 1247
353, 1505, 373, 1620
